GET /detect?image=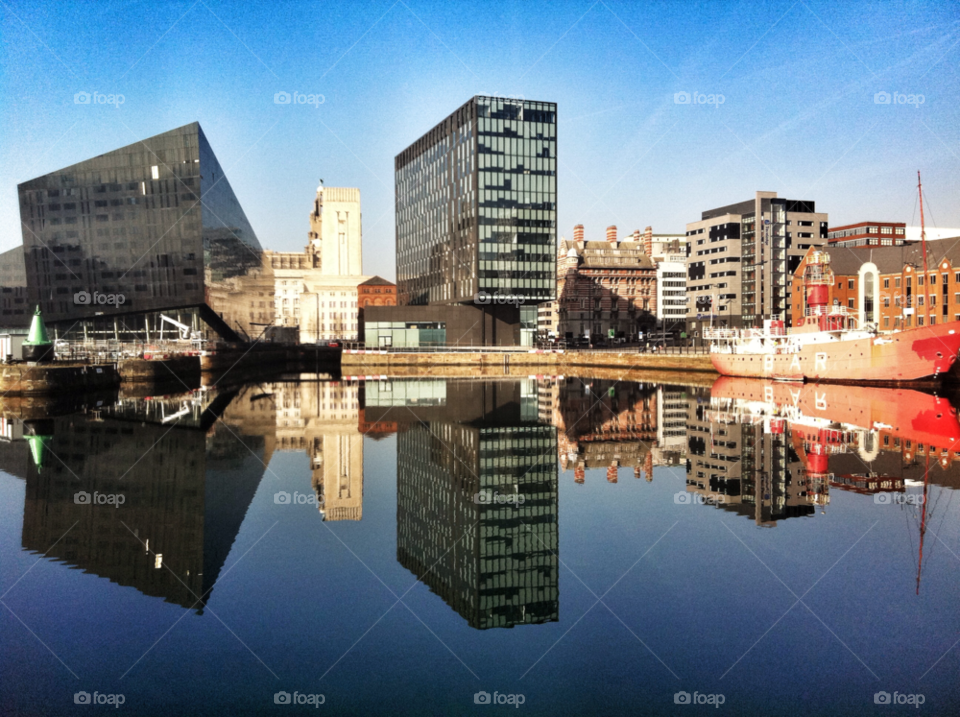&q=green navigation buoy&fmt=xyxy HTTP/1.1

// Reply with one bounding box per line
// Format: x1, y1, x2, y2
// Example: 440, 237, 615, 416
25, 434, 50, 471
22, 306, 54, 363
